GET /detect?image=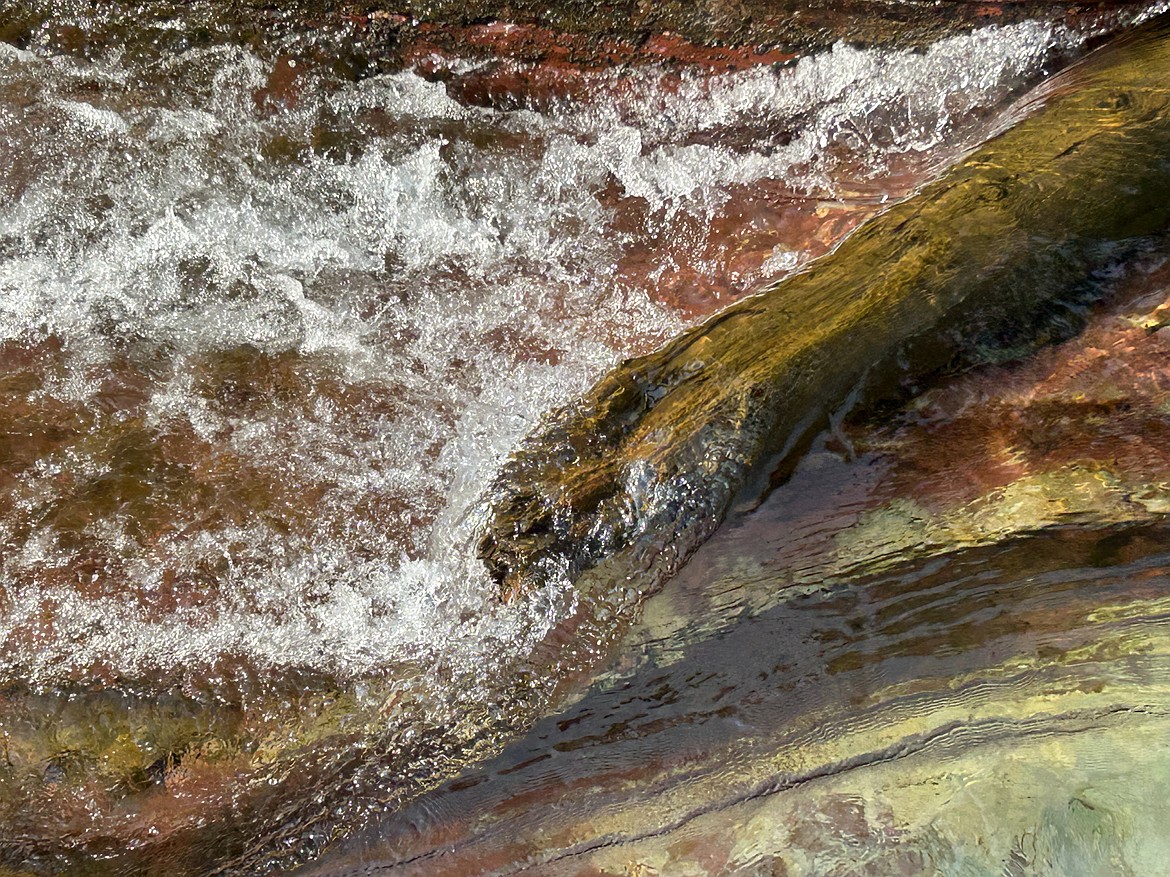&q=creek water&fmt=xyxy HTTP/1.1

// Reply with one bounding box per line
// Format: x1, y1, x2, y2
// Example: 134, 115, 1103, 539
1, 7, 1168, 875
0, 16, 1079, 686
